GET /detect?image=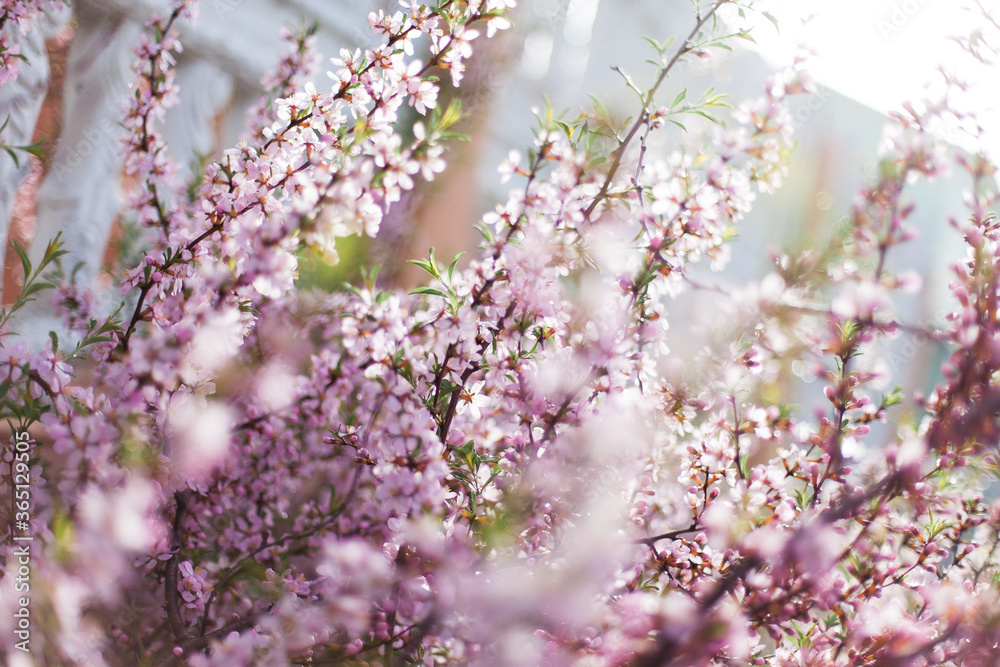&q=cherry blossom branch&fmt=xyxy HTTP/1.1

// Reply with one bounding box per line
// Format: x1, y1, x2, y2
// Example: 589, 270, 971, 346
582, 0, 732, 223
